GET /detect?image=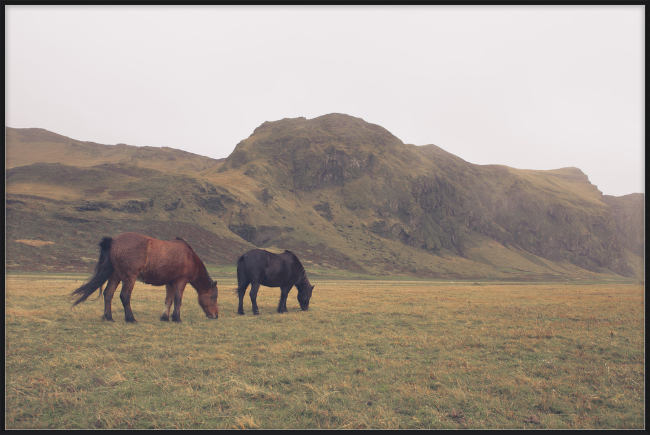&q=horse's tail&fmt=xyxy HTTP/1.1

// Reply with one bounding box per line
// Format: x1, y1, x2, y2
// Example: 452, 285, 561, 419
235, 255, 247, 296
71, 237, 114, 307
